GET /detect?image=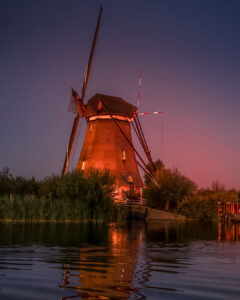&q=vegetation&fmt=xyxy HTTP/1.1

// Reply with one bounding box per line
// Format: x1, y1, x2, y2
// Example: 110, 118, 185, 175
179, 184, 238, 221
144, 161, 239, 221
144, 160, 197, 211
1, 161, 239, 223
0, 168, 124, 223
